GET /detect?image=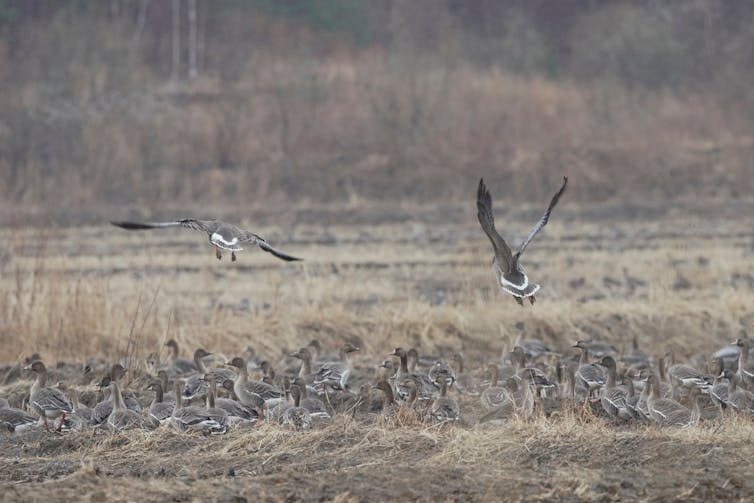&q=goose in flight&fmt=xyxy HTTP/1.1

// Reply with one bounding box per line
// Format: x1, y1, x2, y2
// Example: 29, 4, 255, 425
477, 176, 567, 305
110, 219, 302, 262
